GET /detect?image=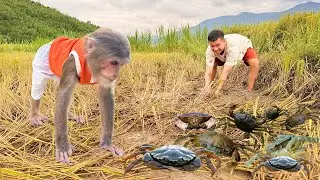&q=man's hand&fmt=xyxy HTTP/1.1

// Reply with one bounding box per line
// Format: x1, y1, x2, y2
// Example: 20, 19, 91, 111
214, 89, 221, 96
202, 86, 211, 96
